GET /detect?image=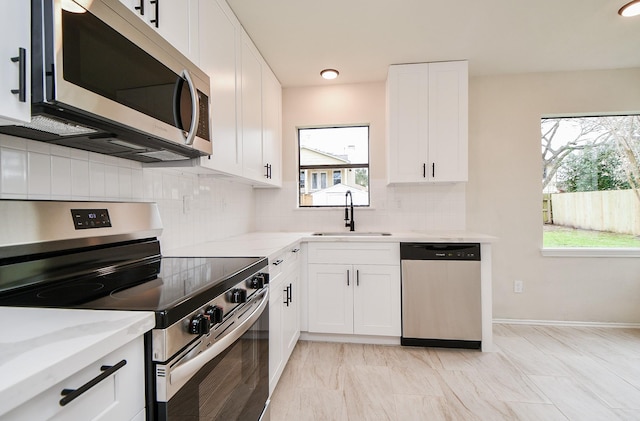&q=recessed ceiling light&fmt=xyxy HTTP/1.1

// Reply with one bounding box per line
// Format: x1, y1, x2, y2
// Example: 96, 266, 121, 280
619, 0, 640, 16
320, 69, 339, 80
